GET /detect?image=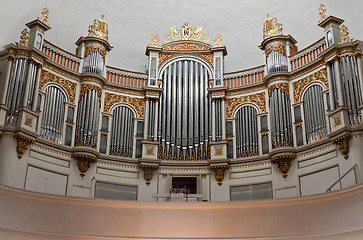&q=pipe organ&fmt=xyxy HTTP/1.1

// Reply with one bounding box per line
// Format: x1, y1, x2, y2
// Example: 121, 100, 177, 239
303, 85, 326, 143
40, 86, 66, 143
110, 106, 134, 157
157, 60, 212, 161
75, 89, 100, 148
0, 7, 362, 196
